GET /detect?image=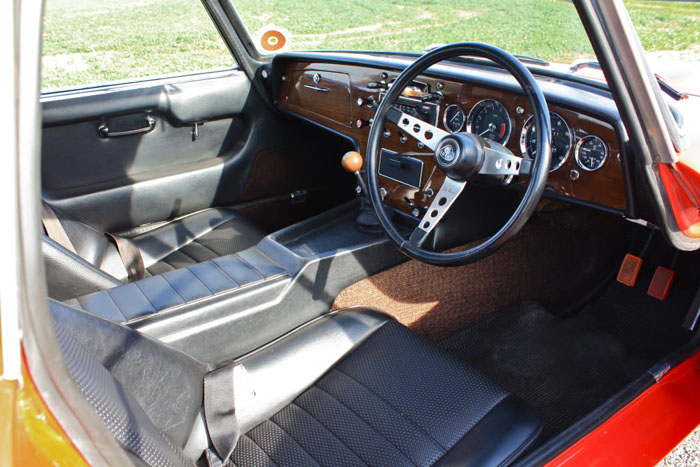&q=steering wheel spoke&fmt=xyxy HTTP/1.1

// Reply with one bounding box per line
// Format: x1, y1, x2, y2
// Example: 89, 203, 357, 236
479, 141, 527, 177
408, 177, 466, 247
386, 107, 448, 151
